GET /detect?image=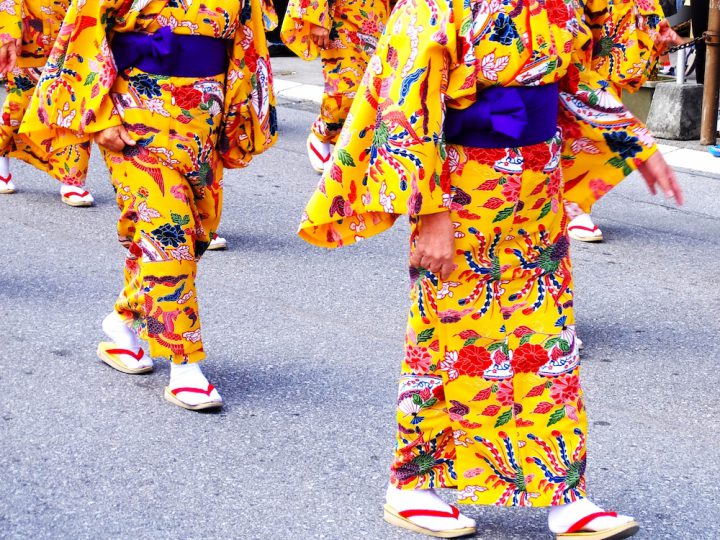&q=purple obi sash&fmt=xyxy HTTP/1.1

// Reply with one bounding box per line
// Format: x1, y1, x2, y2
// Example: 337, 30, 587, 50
444, 83, 559, 148
112, 26, 229, 78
